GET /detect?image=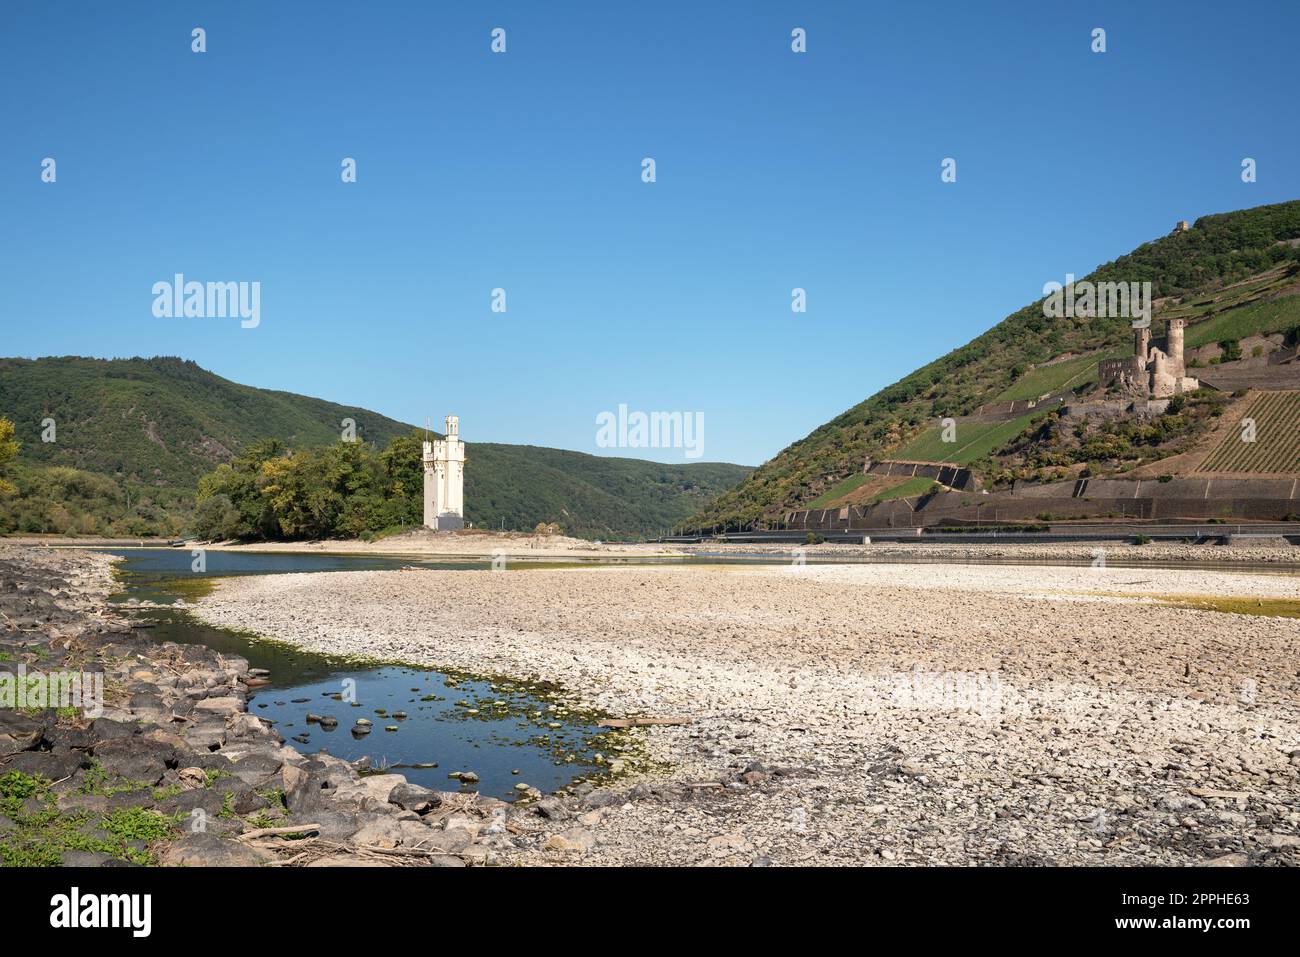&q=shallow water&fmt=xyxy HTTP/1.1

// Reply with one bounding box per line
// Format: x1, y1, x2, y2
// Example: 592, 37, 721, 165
101, 550, 618, 800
